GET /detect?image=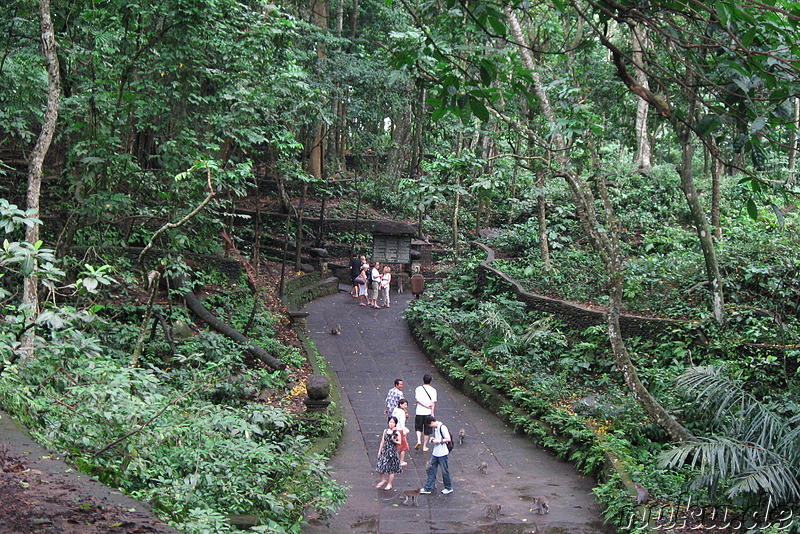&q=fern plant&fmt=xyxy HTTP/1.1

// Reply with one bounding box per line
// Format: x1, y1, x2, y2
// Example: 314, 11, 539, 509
659, 365, 800, 505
